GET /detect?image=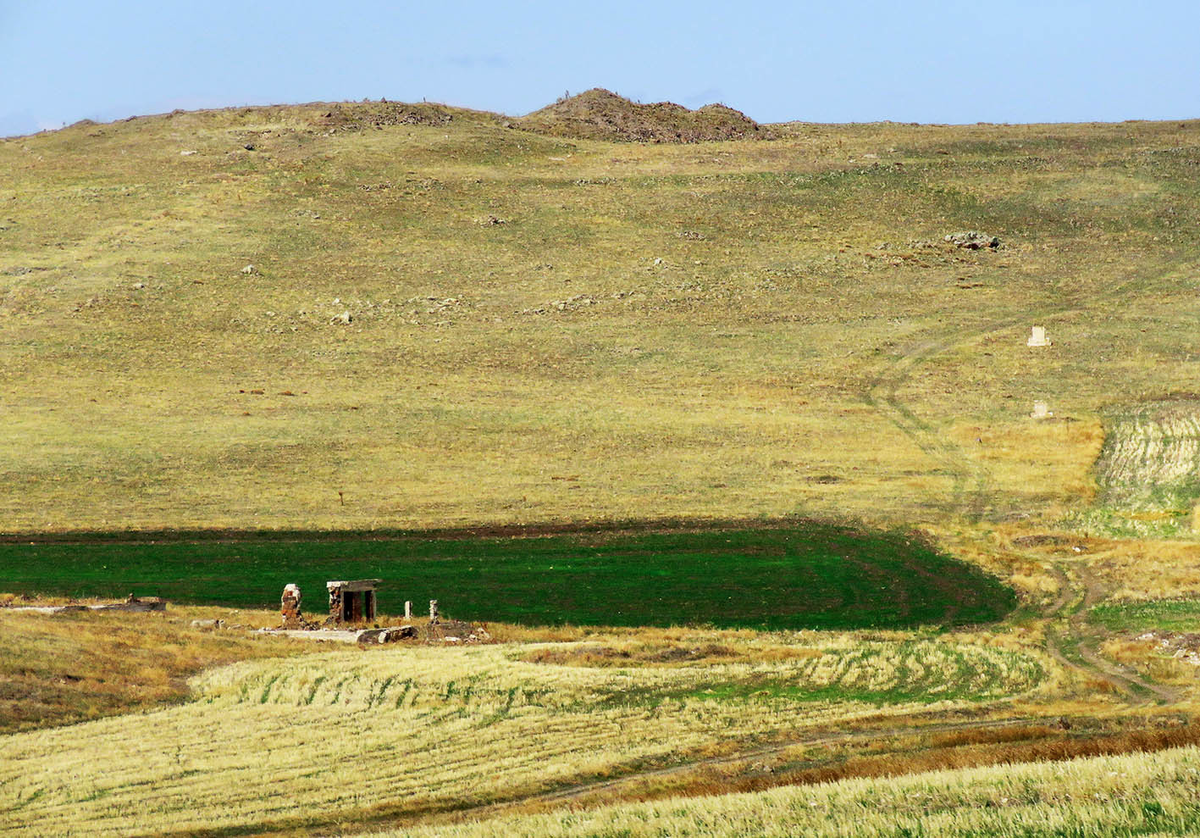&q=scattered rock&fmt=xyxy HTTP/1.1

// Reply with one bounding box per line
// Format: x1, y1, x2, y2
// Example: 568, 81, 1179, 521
426, 620, 492, 644
356, 627, 416, 644
241, 264, 257, 275
330, 310, 352, 325
480, 214, 507, 226
523, 294, 597, 315
180, 150, 197, 156
944, 231, 1000, 250
554, 294, 595, 311
1134, 631, 1200, 667
132, 282, 145, 290
314, 102, 455, 133
190, 619, 225, 631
